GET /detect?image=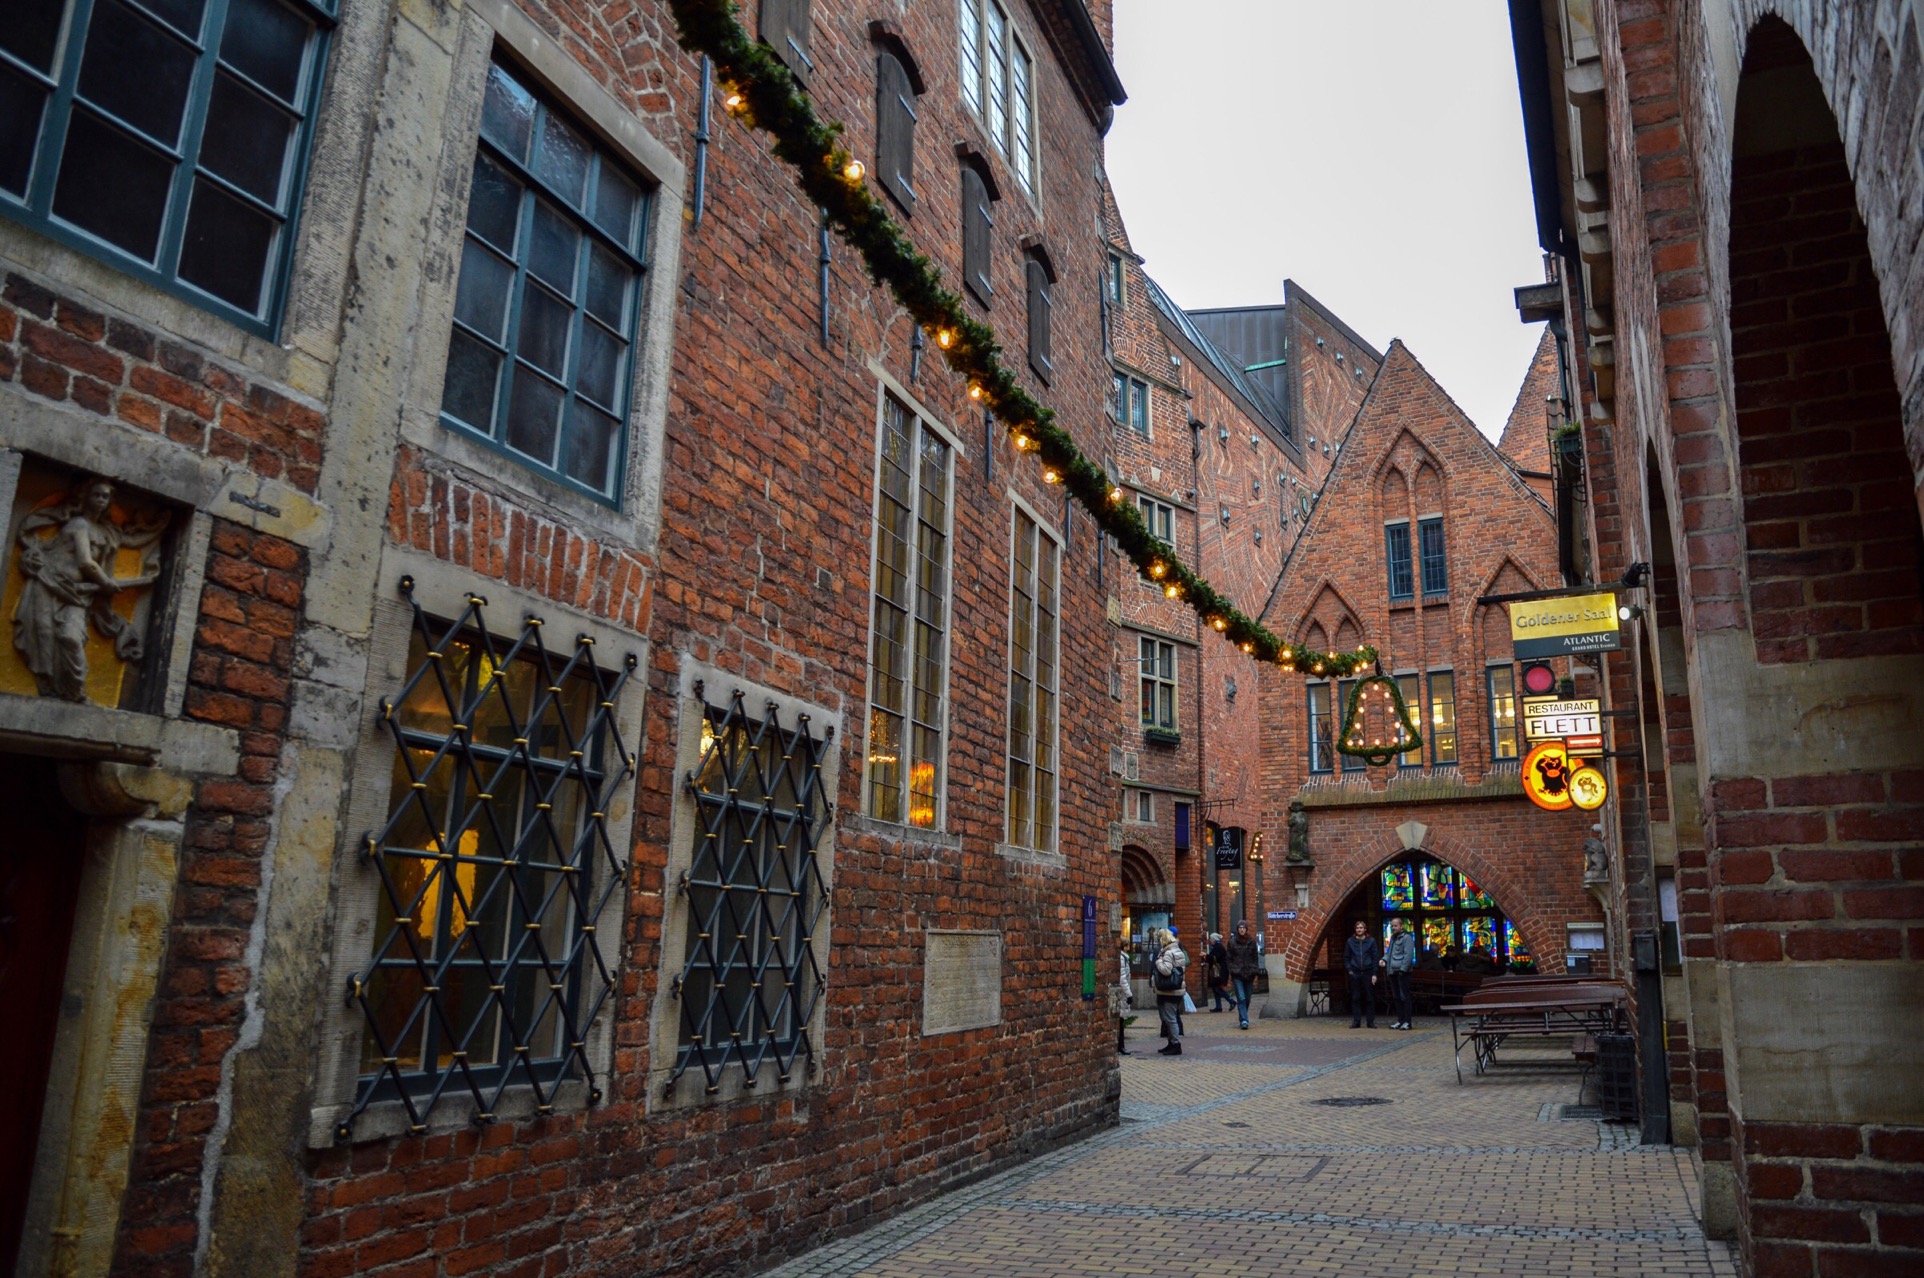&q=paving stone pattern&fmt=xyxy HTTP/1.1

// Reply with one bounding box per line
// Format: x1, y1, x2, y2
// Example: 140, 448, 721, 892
761, 1017, 1737, 1277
